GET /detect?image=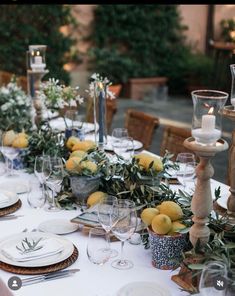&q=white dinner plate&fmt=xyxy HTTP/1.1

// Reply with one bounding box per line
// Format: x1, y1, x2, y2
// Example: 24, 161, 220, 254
104, 139, 143, 151
116, 281, 171, 296
0, 180, 30, 194
0, 232, 74, 268
38, 219, 80, 235
0, 190, 19, 209
49, 117, 95, 134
